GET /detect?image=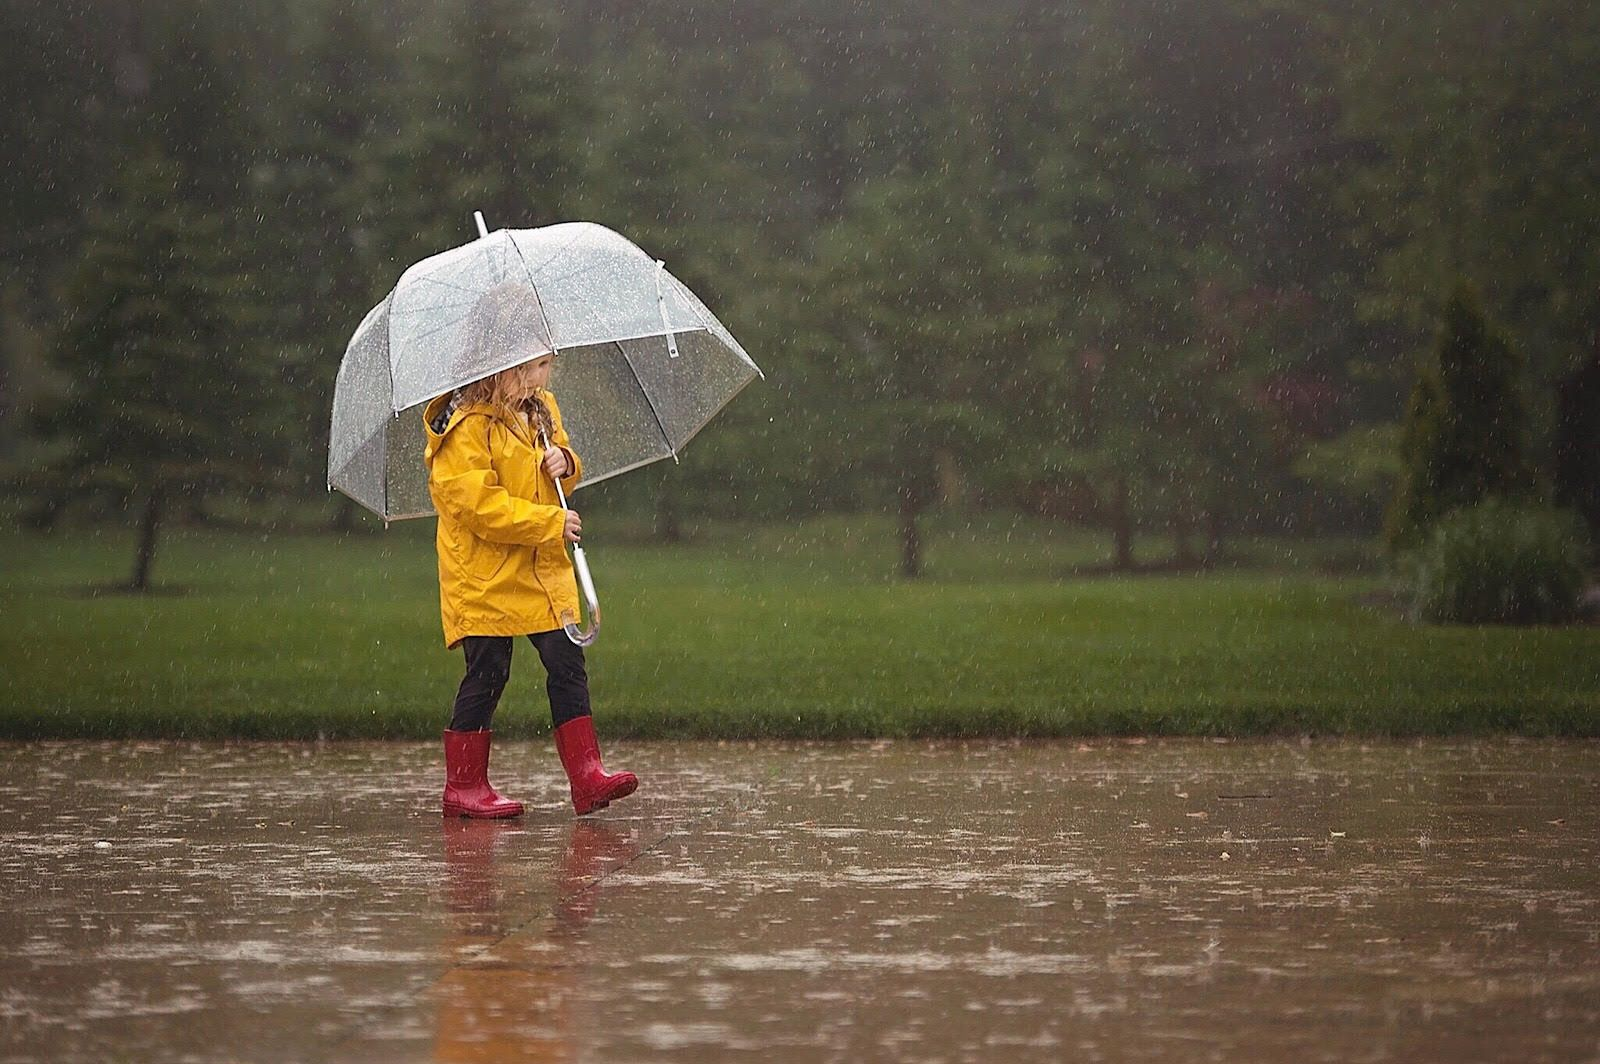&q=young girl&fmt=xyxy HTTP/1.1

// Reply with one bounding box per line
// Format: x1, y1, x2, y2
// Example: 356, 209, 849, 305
422, 353, 637, 818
